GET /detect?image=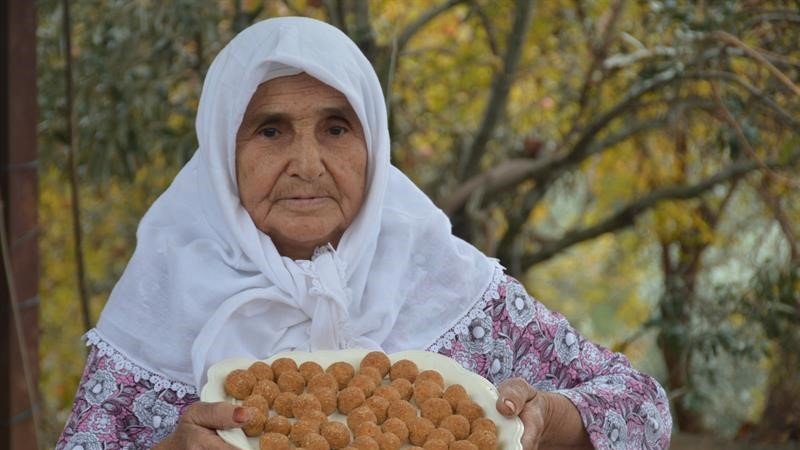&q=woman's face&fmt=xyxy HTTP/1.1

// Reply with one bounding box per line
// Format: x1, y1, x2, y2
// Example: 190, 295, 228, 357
235, 73, 368, 259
